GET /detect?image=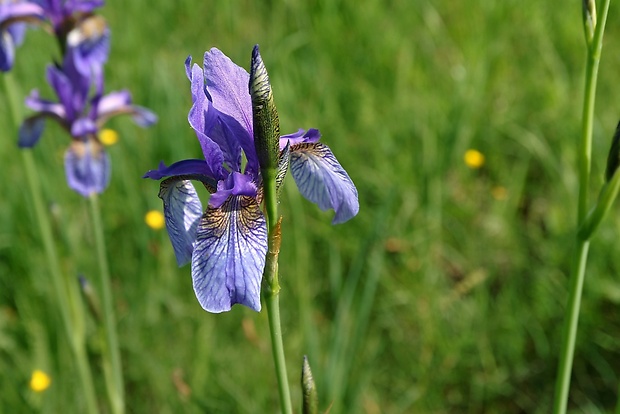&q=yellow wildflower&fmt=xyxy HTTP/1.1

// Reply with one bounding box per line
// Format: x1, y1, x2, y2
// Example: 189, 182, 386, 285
145, 210, 165, 230
464, 149, 485, 169
29, 370, 51, 392
99, 129, 119, 146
